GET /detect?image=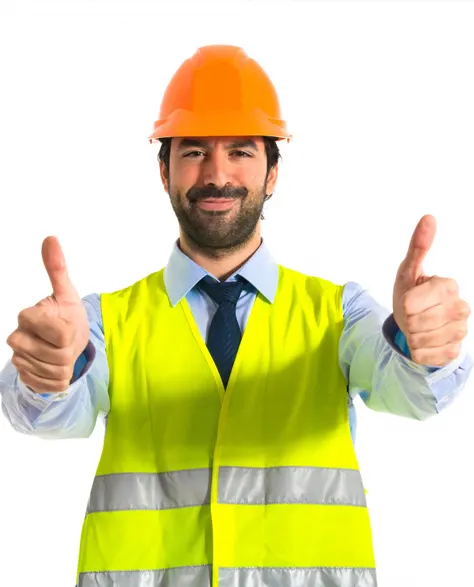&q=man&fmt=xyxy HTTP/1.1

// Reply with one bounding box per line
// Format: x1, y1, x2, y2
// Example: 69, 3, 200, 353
0, 45, 472, 587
